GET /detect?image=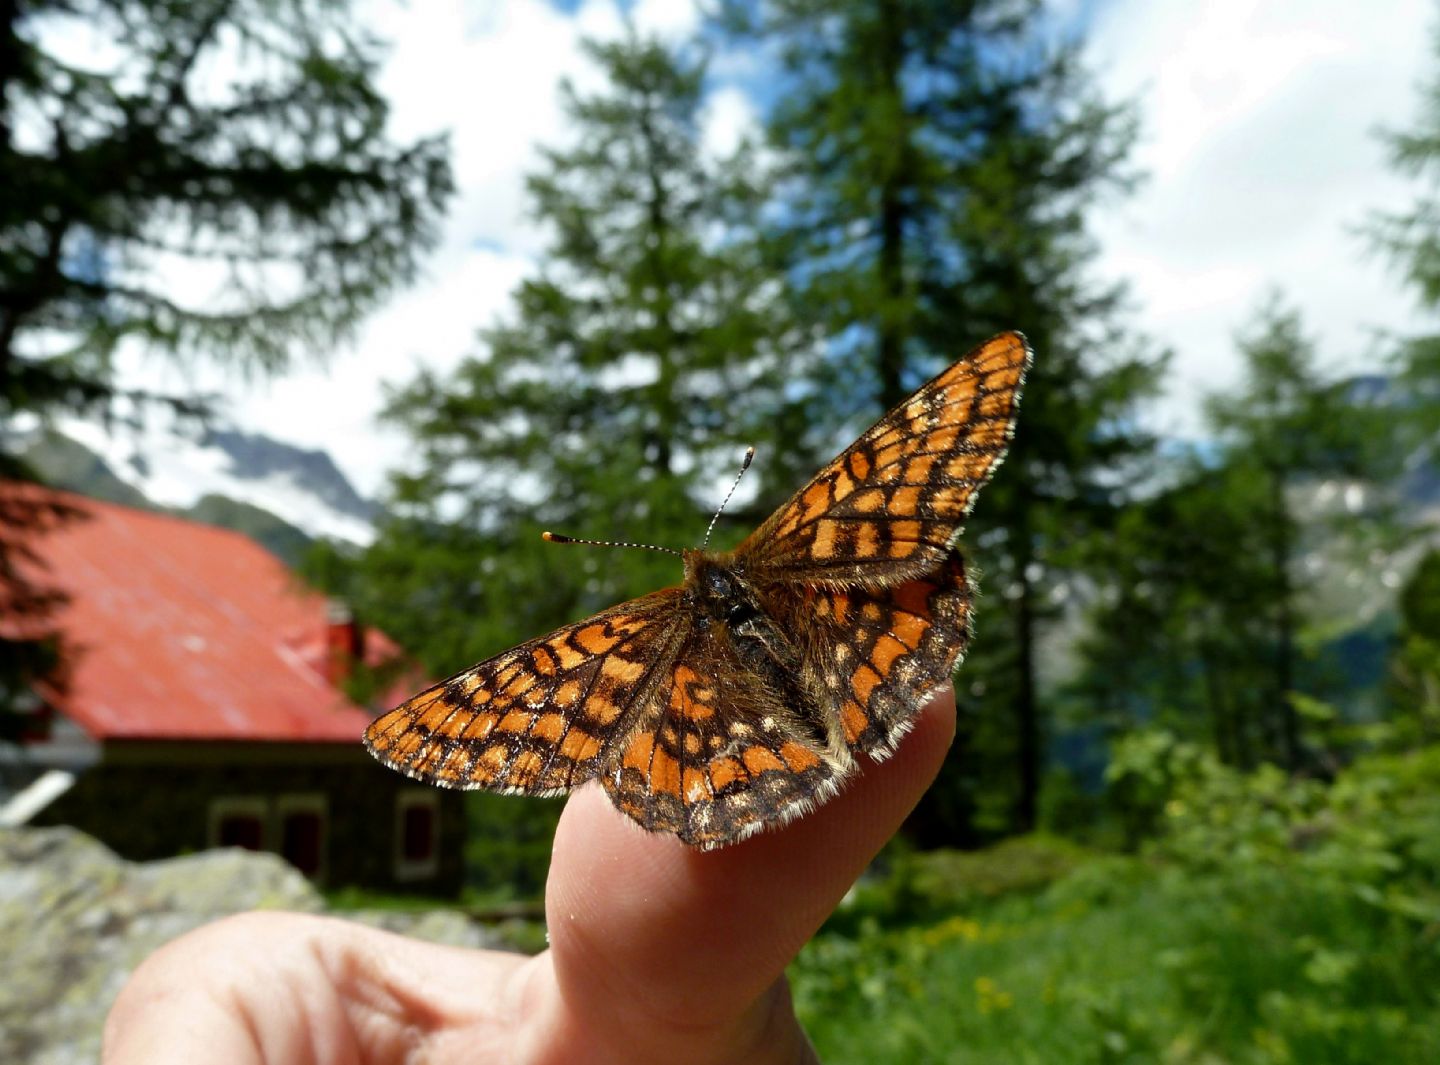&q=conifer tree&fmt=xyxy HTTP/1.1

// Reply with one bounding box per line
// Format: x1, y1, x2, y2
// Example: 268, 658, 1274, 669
328, 33, 801, 677
721, 0, 1163, 837
0, 0, 452, 719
